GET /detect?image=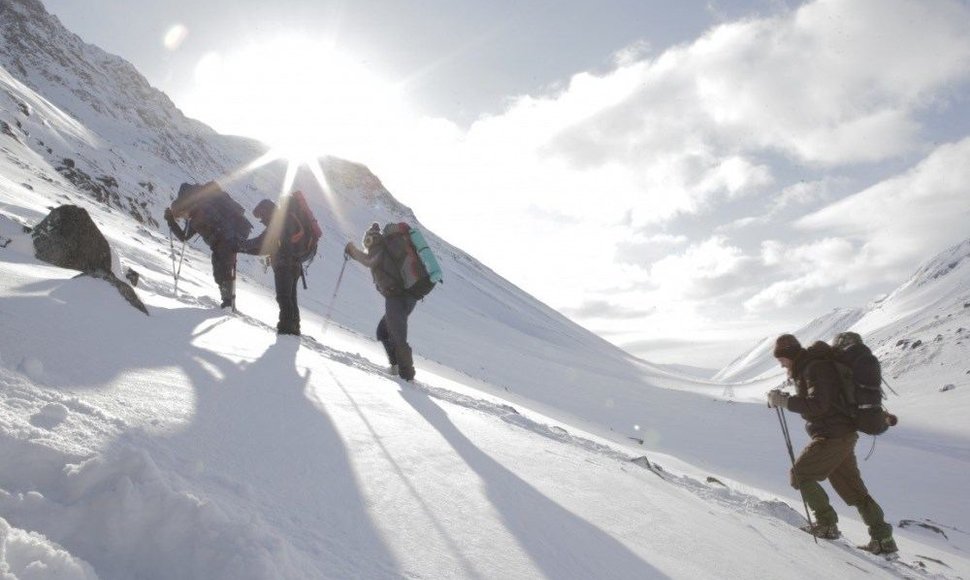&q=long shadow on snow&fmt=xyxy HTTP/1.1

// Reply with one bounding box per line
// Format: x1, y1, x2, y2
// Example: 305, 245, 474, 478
141, 335, 402, 579
398, 386, 668, 580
